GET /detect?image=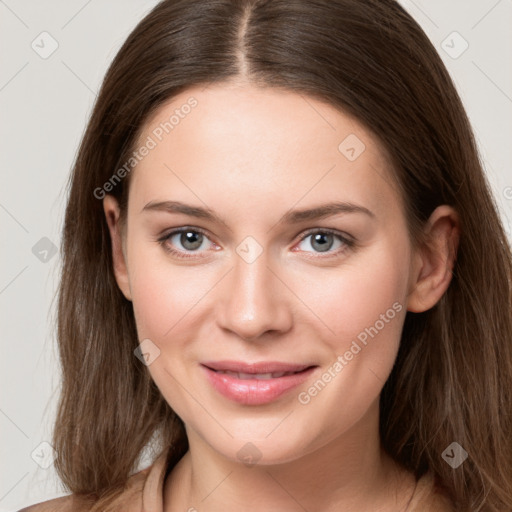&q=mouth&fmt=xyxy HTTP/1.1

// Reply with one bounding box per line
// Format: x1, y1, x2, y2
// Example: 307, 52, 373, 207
200, 361, 318, 405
